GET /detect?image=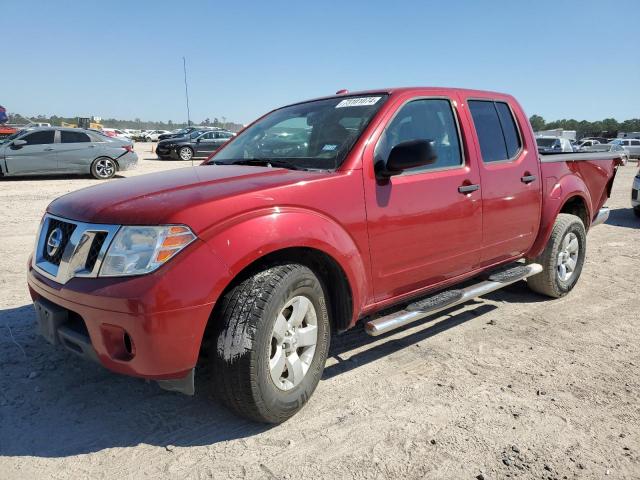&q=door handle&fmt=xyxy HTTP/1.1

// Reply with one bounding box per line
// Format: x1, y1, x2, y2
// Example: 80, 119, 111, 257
44, 148, 55, 151
458, 184, 480, 194
521, 174, 537, 184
